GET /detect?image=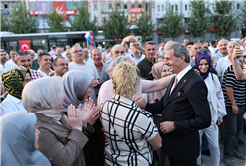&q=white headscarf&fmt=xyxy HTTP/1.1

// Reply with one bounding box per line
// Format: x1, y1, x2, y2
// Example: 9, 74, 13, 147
22, 77, 64, 121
